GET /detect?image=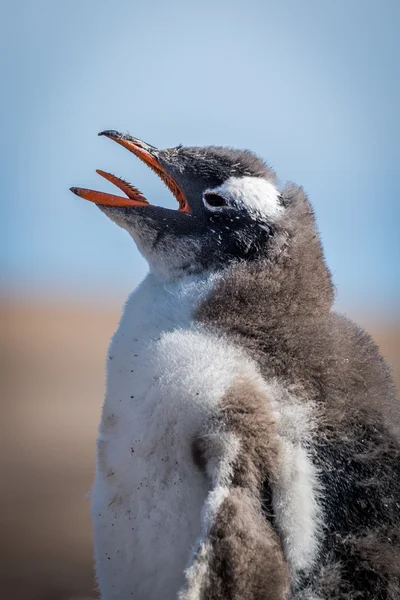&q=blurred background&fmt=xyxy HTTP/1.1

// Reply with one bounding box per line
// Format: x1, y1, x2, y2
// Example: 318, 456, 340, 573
1, 0, 399, 598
